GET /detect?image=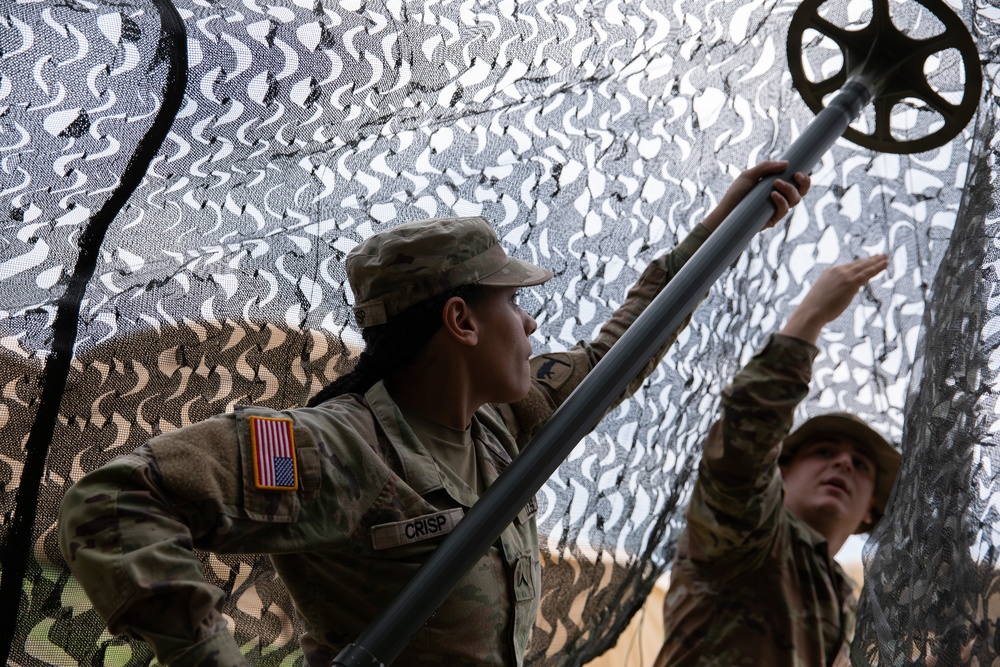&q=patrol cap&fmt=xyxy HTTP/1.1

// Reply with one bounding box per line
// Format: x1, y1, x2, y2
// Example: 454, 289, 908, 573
780, 412, 901, 533
345, 216, 553, 327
